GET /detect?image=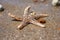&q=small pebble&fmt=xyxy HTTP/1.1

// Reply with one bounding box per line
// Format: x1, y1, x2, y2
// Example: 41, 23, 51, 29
0, 4, 4, 12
